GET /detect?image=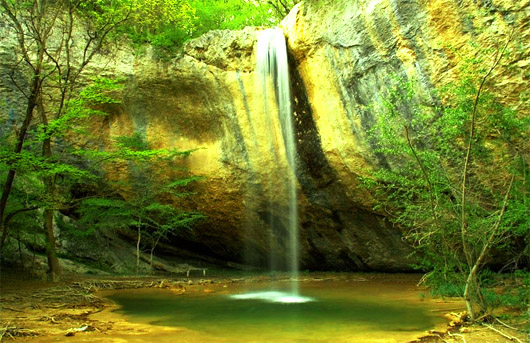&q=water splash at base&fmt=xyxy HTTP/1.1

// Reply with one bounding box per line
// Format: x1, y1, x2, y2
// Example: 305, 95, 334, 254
230, 291, 314, 304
